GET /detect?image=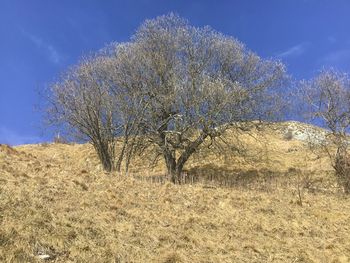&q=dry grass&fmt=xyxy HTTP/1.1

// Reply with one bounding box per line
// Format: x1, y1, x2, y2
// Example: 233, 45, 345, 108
1, 122, 350, 262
